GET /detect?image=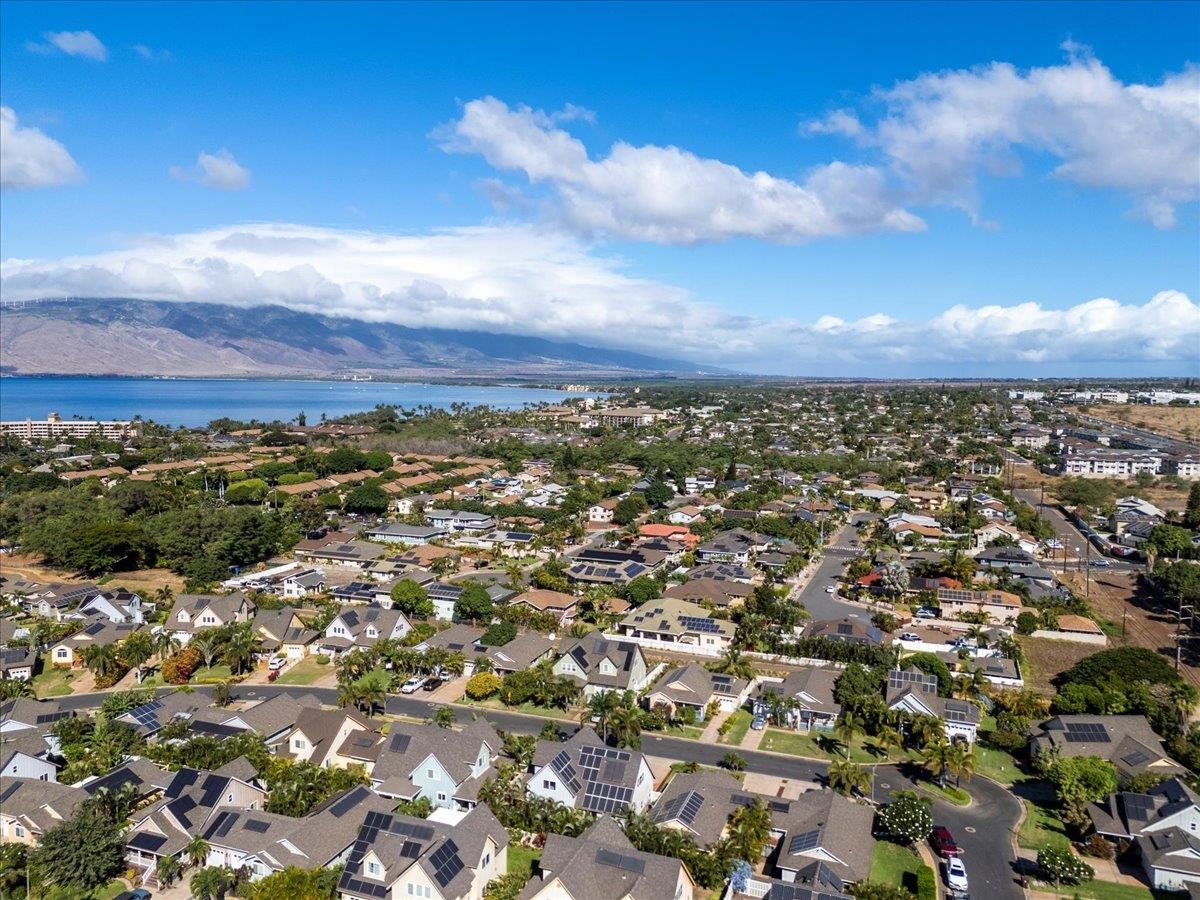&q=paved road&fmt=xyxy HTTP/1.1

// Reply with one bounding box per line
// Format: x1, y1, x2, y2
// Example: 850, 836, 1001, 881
795, 513, 875, 621
1013, 487, 1140, 574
